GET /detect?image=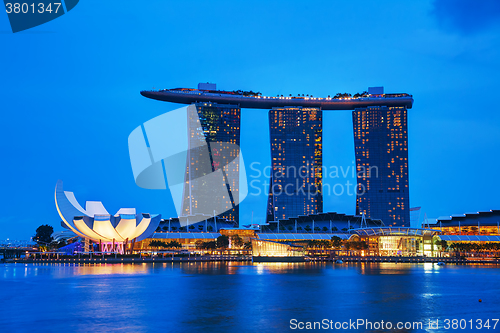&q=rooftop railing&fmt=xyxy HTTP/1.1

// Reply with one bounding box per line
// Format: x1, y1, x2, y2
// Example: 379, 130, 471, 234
150, 89, 412, 101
